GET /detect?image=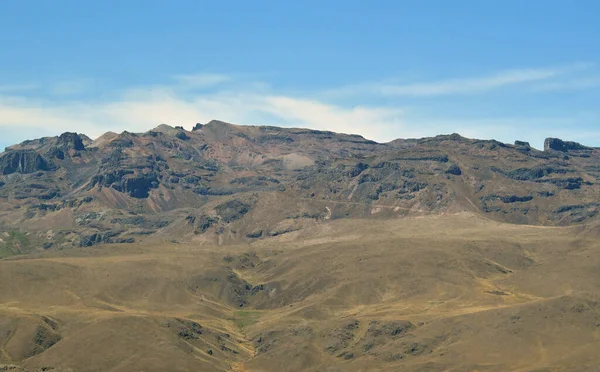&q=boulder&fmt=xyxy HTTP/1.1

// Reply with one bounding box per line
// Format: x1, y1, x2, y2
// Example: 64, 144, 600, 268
445, 164, 462, 175
246, 229, 263, 238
